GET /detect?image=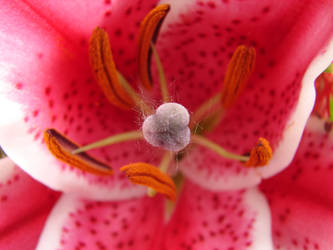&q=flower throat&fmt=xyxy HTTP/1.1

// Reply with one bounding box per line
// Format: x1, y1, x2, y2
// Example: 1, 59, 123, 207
43, 4, 273, 201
